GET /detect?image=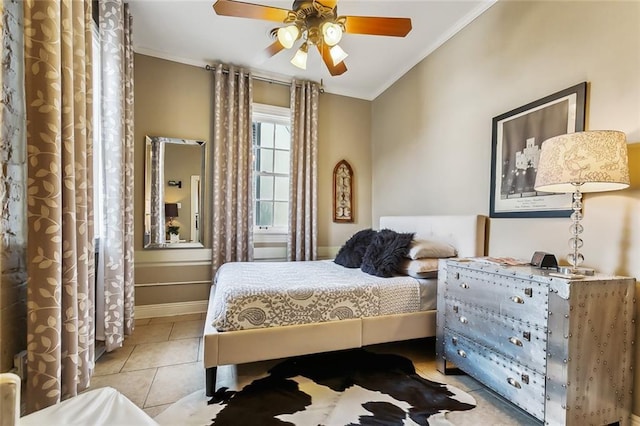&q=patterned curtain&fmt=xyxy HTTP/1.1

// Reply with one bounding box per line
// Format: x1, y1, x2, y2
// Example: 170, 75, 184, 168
99, 1, 135, 352
288, 80, 319, 261
210, 64, 254, 272
24, 0, 95, 412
